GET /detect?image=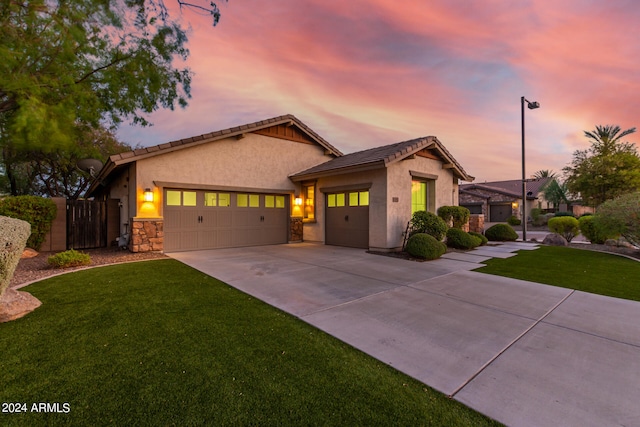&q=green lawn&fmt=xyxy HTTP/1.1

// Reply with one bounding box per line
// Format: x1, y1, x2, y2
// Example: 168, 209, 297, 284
476, 246, 640, 301
1, 259, 499, 426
